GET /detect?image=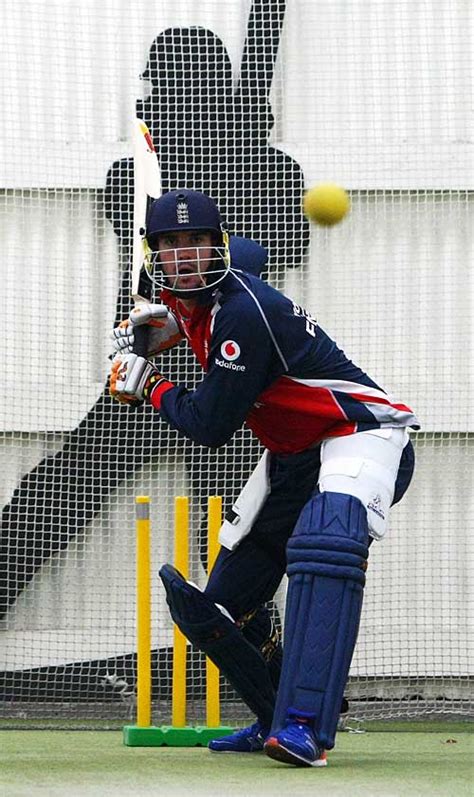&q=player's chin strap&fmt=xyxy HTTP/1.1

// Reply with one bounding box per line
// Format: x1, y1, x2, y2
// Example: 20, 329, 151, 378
271, 491, 369, 750
221, 227, 231, 268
